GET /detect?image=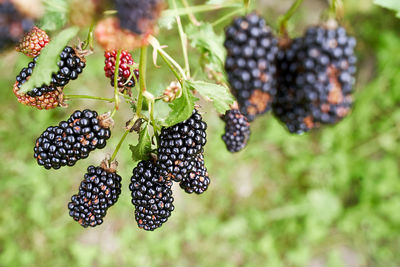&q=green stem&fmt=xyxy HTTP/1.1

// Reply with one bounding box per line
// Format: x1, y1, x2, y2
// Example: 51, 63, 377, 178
82, 22, 95, 50
158, 51, 183, 82
212, 9, 244, 27
111, 50, 122, 117
162, 3, 242, 17
244, 0, 251, 12
173, 0, 190, 78
64, 94, 114, 102
109, 119, 137, 162
278, 0, 304, 35
136, 46, 148, 117
149, 99, 160, 147
180, 0, 200, 26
